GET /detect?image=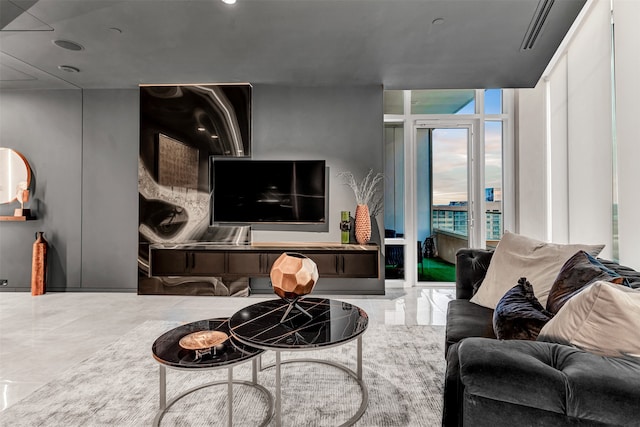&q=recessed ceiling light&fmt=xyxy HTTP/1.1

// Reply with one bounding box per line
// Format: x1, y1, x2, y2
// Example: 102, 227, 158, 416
197, 127, 206, 132
108, 27, 123, 34
211, 135, 219, 139
53, 39, 84, 51
432, 18, 445, 25
221, 0, 237, 4
58, 65, 80, 73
